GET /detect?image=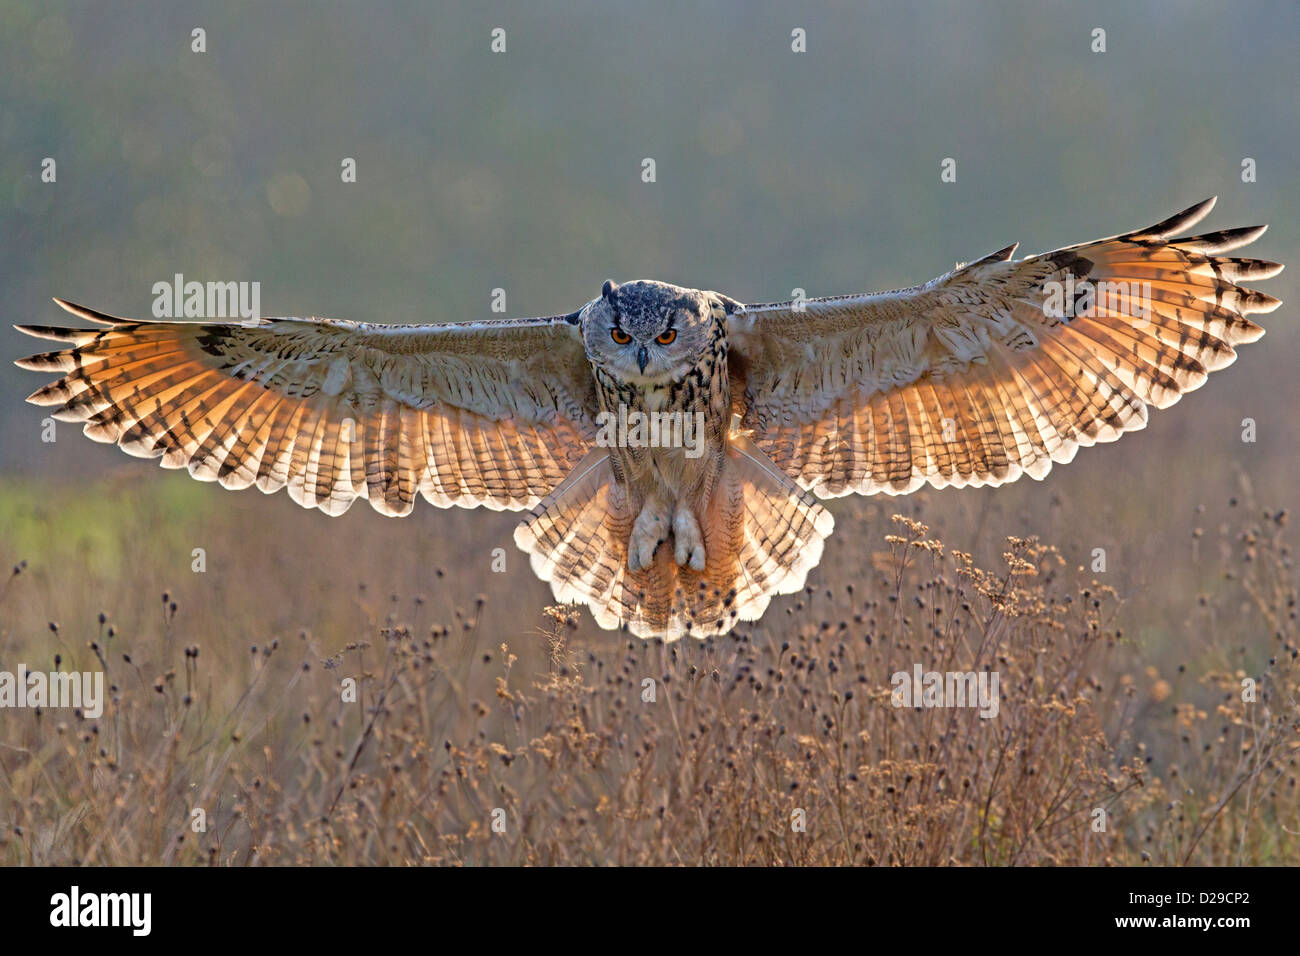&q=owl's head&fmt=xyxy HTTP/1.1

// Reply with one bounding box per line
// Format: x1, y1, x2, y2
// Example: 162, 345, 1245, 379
580, 279, 732, 385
